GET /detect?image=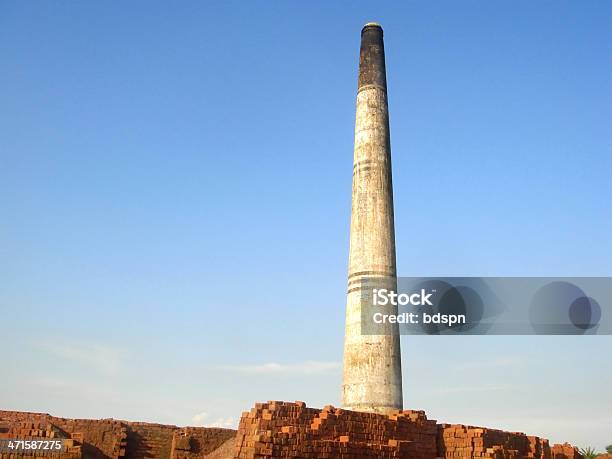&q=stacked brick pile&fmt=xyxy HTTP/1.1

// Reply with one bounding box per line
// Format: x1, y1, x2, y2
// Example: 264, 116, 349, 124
0, 420, 82, 459
125, 423, 174, 458
234, 401, 584, 459
125, 422, 235, 458
171, 427, 238, 458
437, 423, 552, 458
53, 418, 126, 458
528, 436, 552, 459
234, 400, 438, 458
0, 411, 127, 459
0, 411, 236, 459
551, 443, 582, 459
